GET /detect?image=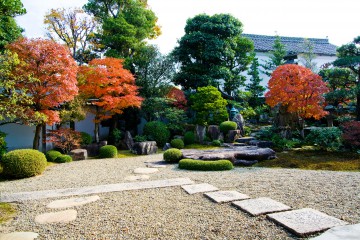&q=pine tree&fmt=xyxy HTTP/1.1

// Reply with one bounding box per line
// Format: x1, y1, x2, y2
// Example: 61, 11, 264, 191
261, 35, 287, 76
246, 56, 265, 107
